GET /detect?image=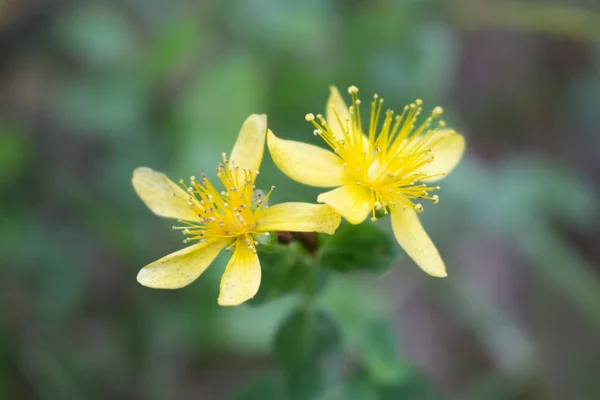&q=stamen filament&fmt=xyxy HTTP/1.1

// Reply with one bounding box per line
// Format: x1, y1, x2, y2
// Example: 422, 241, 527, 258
309, 86, 448, 218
